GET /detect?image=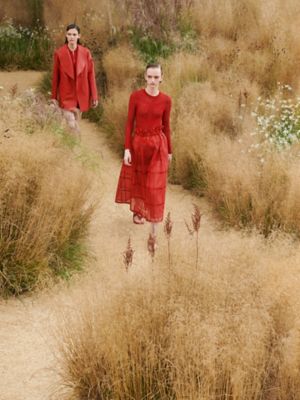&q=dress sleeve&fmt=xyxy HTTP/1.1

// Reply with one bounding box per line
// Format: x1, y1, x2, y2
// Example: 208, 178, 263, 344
87, 50, 99, 101
51, 51, 60, 100
124, 92, 136, 150
162, 96, 172, 154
